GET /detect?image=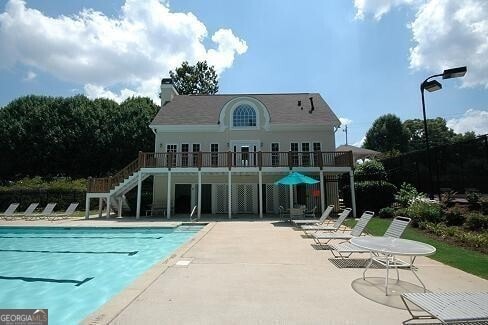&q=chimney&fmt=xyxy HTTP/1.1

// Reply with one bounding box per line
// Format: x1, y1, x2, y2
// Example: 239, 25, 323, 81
160, 78, 178, 107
